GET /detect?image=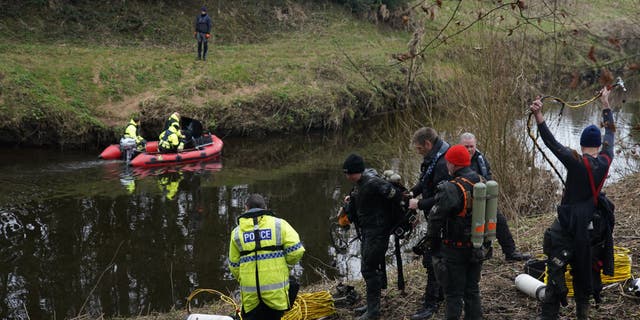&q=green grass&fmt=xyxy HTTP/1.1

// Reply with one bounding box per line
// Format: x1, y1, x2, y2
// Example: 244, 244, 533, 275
0, 0, 637, 146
